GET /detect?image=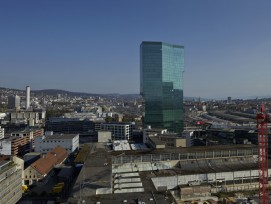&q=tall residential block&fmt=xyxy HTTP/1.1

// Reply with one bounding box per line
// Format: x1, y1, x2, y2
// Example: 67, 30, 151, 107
8, 95, 20, 110
26, 86, 30, 110
140, 41, 184, 133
